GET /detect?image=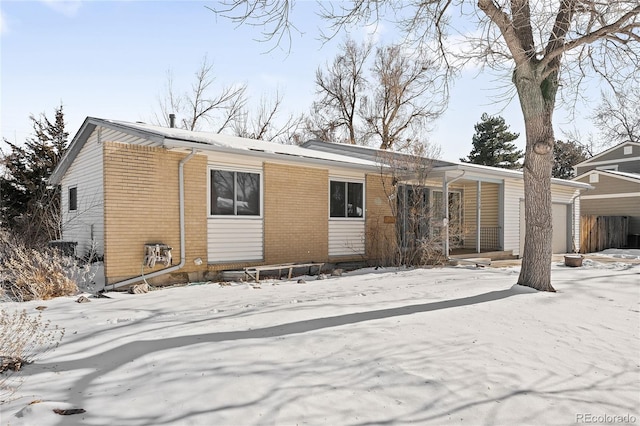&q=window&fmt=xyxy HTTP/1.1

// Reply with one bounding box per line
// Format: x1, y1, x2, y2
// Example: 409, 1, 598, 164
210, 170, 260, 216
69, 187, 77, 212
330, 181, 363, 218
589, 173, 599, 183
624, 146, 633, 155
